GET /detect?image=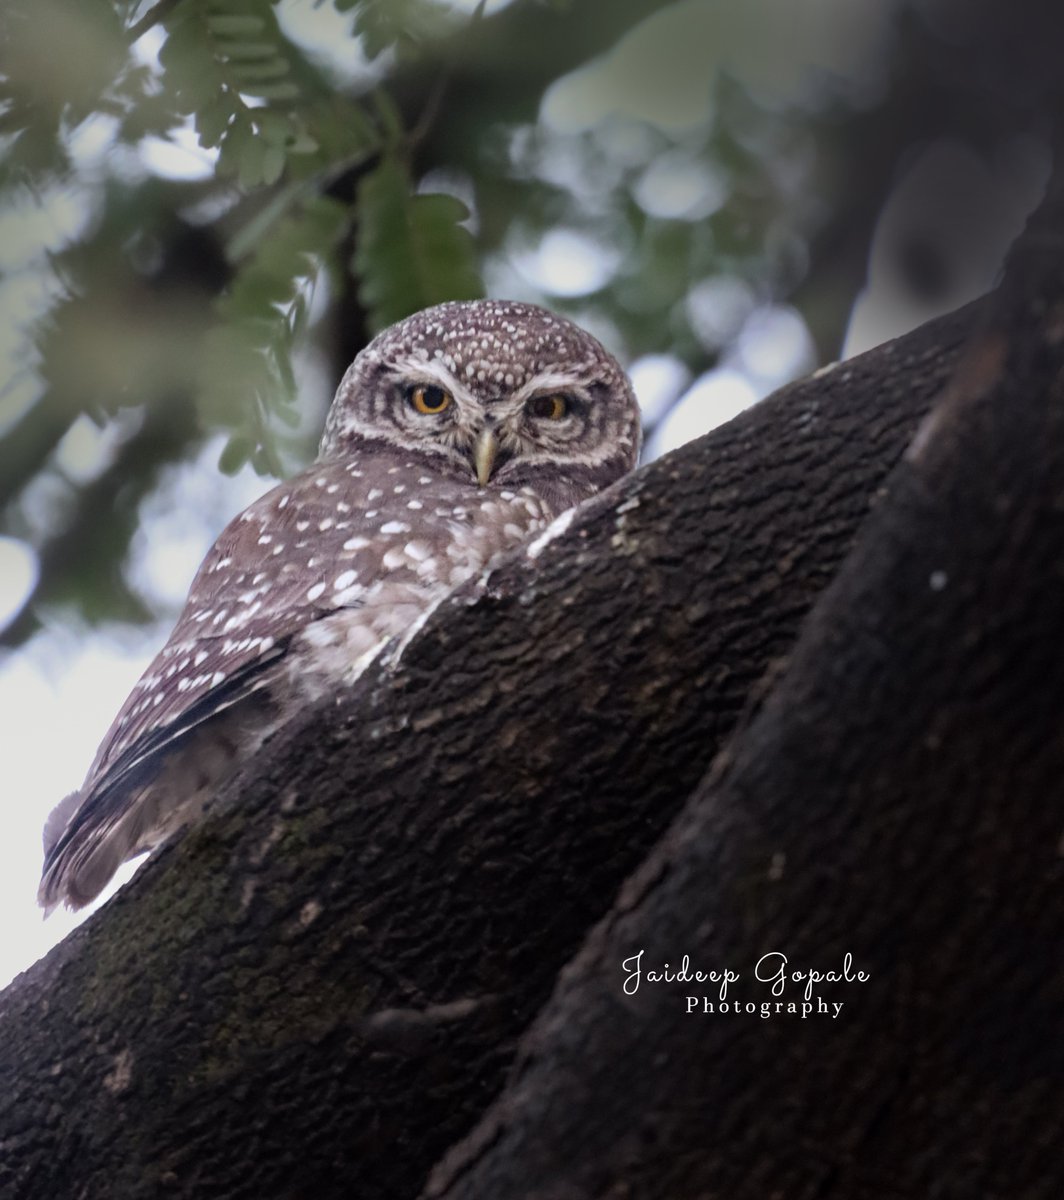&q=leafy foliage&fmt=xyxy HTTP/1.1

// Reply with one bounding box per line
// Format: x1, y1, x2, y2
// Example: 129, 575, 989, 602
345, 0, 458, 61
203, 194, 352, 475
355, 155, 484, 331
157, 0, 375, 186
0, 1, 128, 182
2, 0, 964, 646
